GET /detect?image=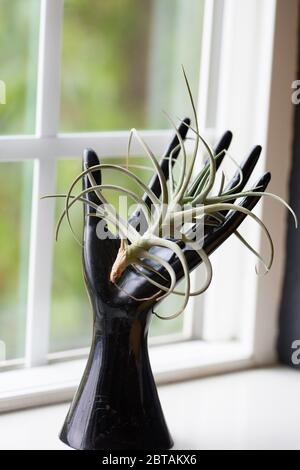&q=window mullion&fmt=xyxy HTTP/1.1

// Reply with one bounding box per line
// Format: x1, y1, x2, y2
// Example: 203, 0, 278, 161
183, 0, 216, 339
201, 0, 277, 345
26, 0, 64, 367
